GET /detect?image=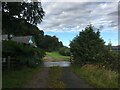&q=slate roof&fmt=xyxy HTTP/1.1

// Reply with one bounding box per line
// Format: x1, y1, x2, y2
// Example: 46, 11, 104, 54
2, 35, 8, 40
11, 36, 33, 44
